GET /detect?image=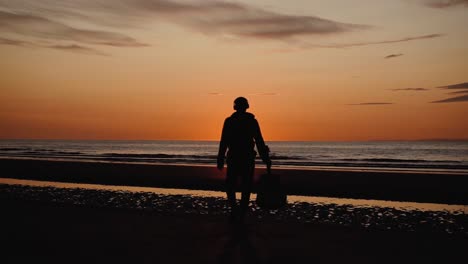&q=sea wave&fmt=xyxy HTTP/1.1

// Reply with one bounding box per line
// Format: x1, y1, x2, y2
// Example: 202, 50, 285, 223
1, 153, 467, 170
339, 158, 461, 164
0, 150, 306, 161
102, 153, 219, 159
1, 140, 467, 171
